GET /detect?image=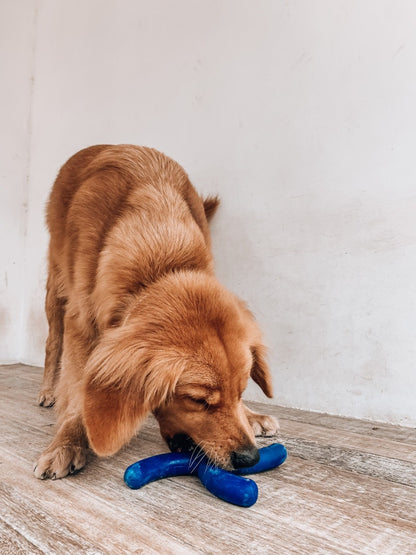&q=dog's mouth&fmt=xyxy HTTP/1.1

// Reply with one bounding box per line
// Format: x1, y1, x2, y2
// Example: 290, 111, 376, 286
166, 433, 198, 454
166, 433, 260, 470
